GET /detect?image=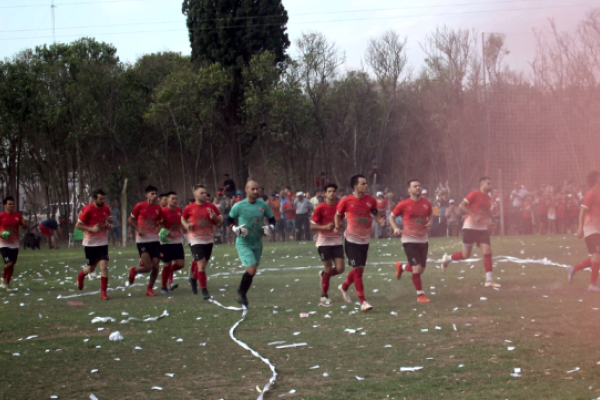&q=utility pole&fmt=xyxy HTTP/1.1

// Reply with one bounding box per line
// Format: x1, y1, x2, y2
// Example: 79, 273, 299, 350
51, 0, 56, 43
